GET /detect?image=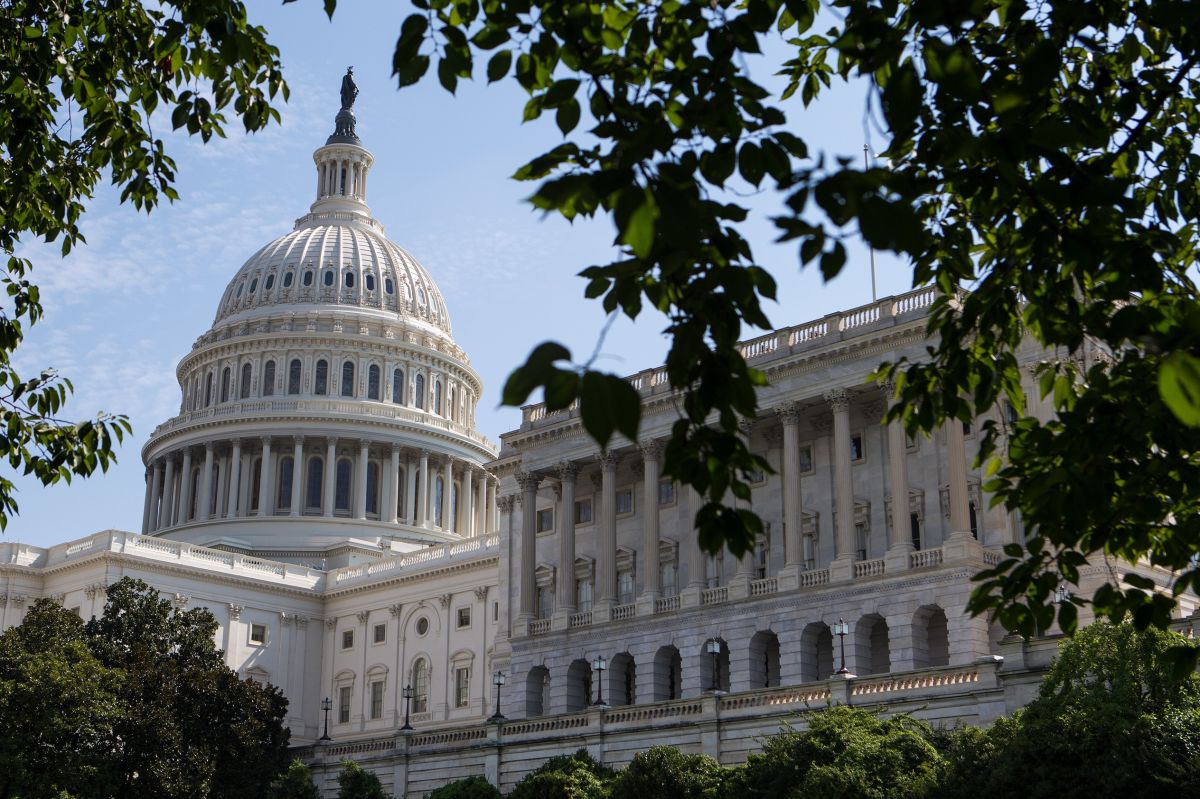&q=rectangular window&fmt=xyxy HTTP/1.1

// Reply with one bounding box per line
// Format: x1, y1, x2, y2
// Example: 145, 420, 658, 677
963, 420, 973, 436
454, 667, 470, 708
855, 522, 868, 560
456, 607, 471, 629
798, 444, 814, 474
341, 629, 354, 650
576, 579, 594, 612
850, 434, 864, 461
660, 562, 677, 597
970, 503, 979, 540
493, 601, 498, 621
616, 488, 634, 516
250, 623, 267, 645
536, 507, 555, 533
910, 512, 922, 551
657, 480, 676, 506
537, 586, 554, 620
373, 623, 386, 644
705, 555, 722, 589
617, 570, 635, 605
574, 497, 594, 525
370, 681, 384, 720
338, 685, 352, 724
747, 467, 766, 484
802, 533, 816, 570
754, 539, 768, 579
